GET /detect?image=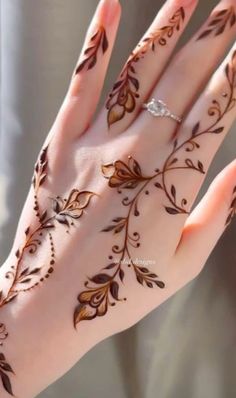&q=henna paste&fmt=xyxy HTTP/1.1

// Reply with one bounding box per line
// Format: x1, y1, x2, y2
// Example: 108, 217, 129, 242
0, 147, 96, 395
74, 51, 236, 327
75, 26, 108, 75
225, 186, 236, 226
197, 7, 236, 40
106, 7, 185, 128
